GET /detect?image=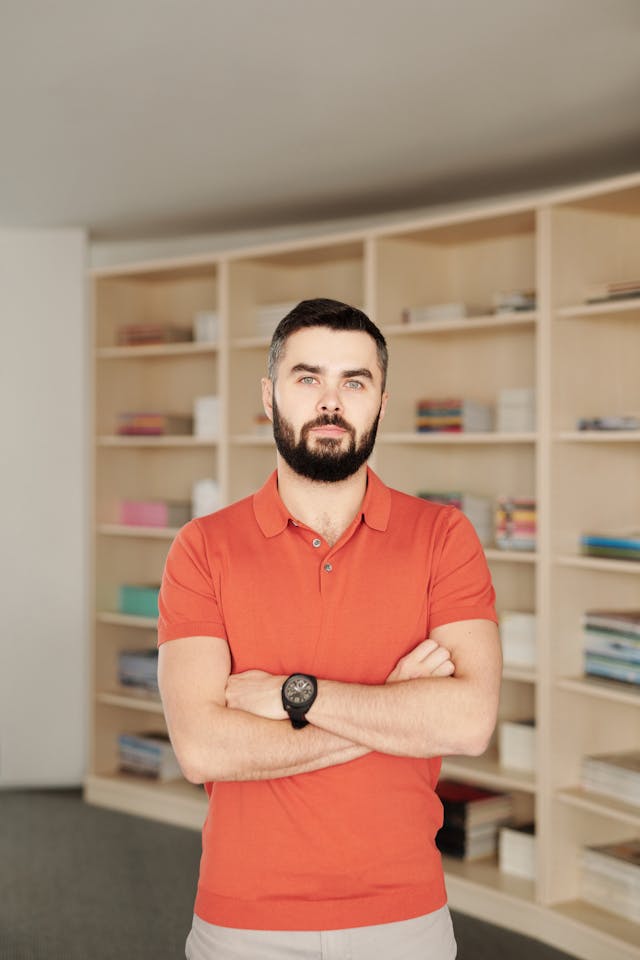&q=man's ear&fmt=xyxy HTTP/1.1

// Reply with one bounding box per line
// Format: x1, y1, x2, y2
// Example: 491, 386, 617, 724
379, 390, 389, 423
261, 377, 274, 421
